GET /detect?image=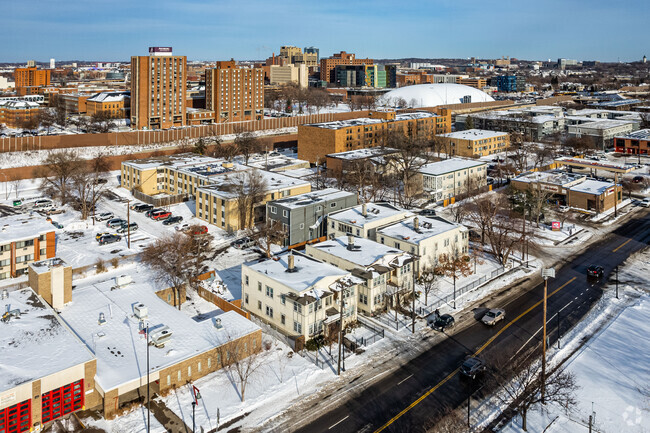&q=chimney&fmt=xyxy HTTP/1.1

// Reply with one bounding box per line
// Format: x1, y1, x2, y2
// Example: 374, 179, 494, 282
362, 203, 367, 217
413, 217, 419, 231
288, 254, 295, 271
347, 235, 355, 250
